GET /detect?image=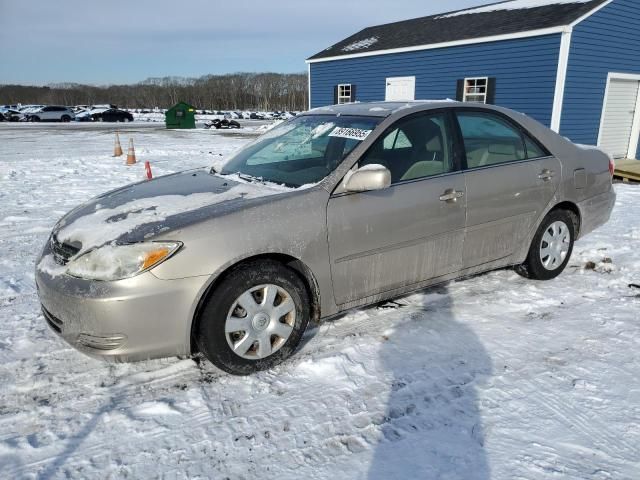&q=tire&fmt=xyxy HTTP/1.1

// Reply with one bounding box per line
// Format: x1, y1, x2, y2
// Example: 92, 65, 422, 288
196, 260, 310, 375
516, 209, 576, 281
31, 116, 40, 122
61, 115, 71, 122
